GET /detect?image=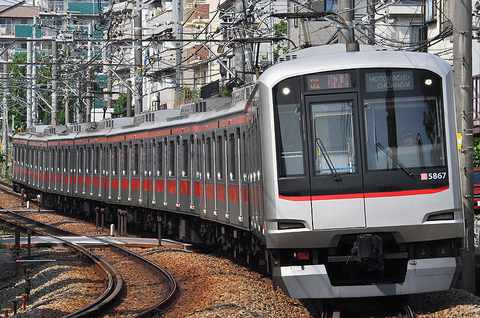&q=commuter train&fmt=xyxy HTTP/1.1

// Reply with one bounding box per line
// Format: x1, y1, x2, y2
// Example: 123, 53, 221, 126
12, 44, 464, 299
